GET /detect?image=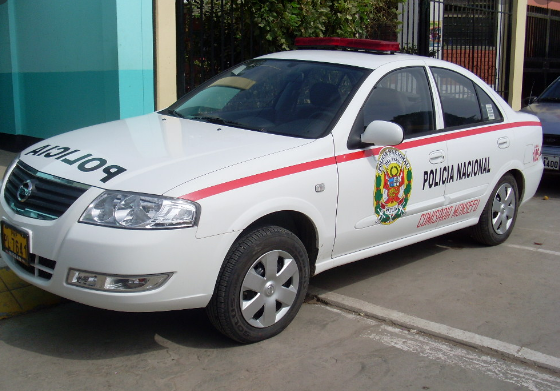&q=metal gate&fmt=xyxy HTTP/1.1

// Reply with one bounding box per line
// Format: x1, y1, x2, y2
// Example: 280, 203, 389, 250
177, 0, 513, 99
176, 0, 267, 95
399, 0, 513, 99
523, 5, 560, 99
